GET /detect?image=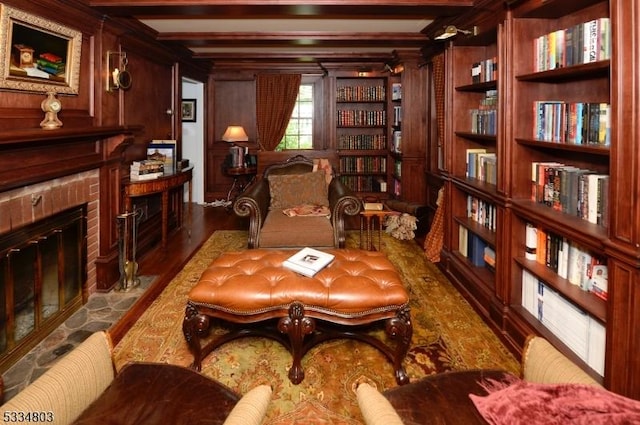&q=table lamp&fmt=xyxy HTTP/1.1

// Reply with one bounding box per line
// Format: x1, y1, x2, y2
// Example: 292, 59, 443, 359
222, 126, 249, 167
